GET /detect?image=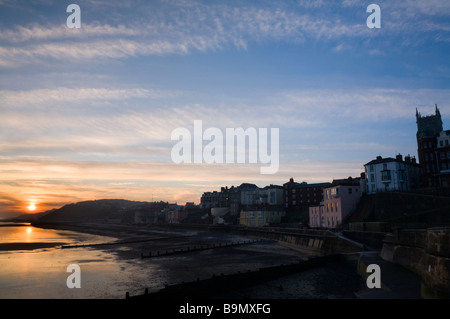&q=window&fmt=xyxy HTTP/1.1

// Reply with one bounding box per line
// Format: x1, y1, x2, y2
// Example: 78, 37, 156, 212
383, 163, 387, 170
348, 188, 353, 194
258, 211, 264, 218
370, 174, 375, 182
381, 170, 391, 181
370, 165, 374, 172
270, 192, 275, 204
446, 140, 449, 146
440, 140, 444, 147
441, 152, 446, 160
